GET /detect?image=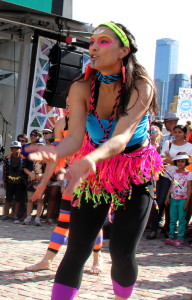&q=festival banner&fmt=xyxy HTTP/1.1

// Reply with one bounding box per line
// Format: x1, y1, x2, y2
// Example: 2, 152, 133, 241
176, 88, 192, 122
